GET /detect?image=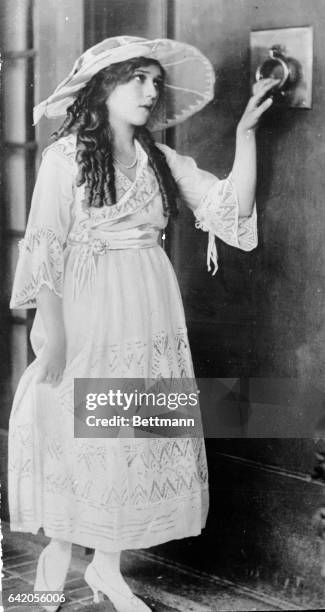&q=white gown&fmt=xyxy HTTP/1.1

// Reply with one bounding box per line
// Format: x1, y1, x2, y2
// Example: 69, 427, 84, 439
9, 134, 257, 552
